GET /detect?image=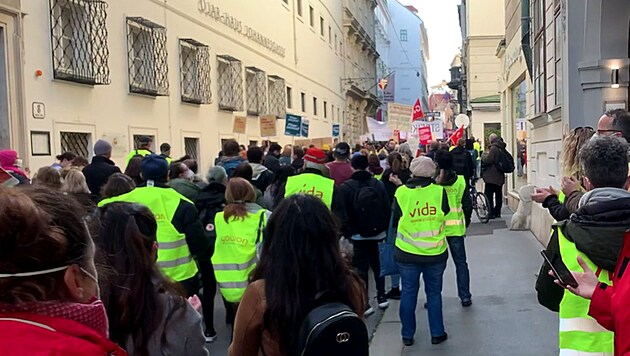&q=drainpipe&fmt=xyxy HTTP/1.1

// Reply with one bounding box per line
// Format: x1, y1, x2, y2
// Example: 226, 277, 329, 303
521, 0, 533, 79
